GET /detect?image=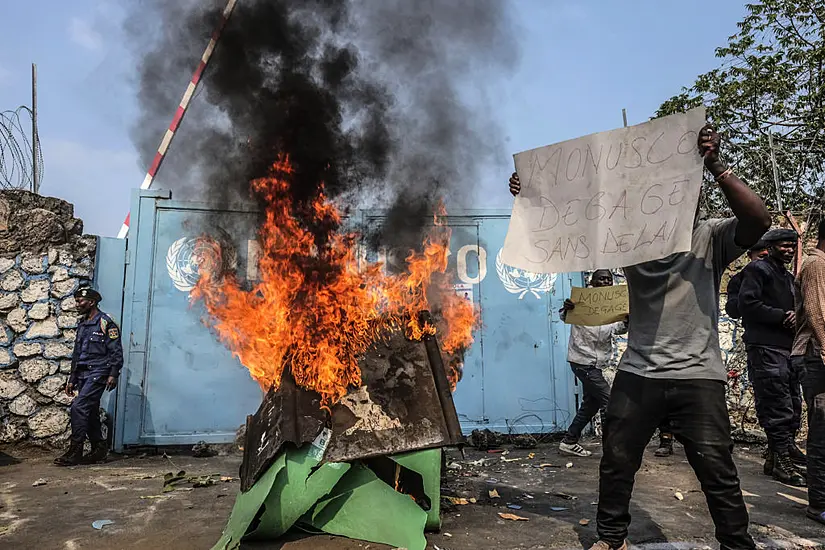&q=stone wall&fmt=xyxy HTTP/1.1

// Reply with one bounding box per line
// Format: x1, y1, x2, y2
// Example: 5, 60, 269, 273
0, 190, 96, 446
